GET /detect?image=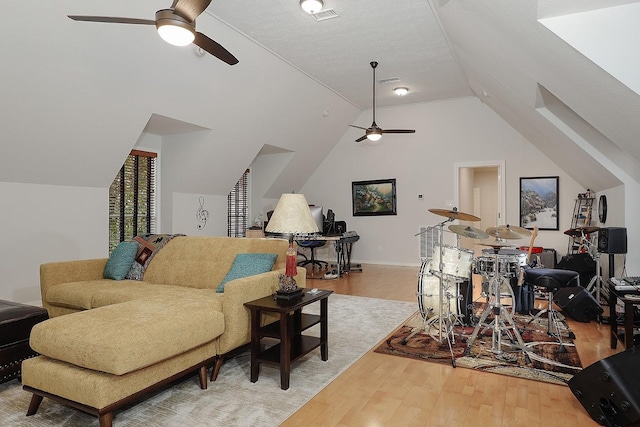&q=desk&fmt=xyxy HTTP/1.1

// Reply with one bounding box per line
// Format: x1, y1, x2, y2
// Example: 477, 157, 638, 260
608, 279, 640, 349
244, 289, 333, 390
296, 235, 342, 278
